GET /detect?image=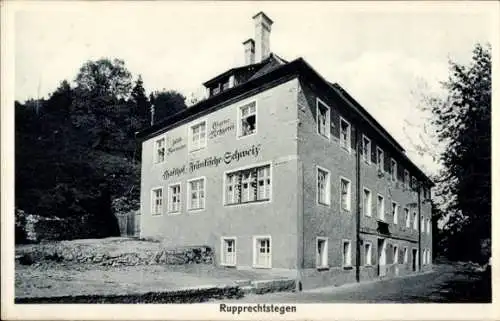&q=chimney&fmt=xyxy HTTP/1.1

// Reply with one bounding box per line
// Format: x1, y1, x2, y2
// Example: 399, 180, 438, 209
243, 38, 255, 65
253, 12, 273, 63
